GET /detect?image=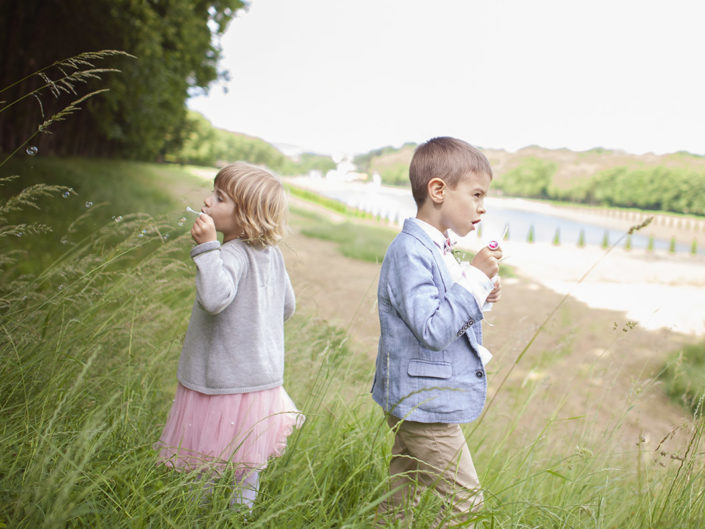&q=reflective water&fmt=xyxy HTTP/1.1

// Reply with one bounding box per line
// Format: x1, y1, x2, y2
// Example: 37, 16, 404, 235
300, 179, 702, 255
